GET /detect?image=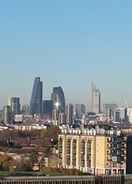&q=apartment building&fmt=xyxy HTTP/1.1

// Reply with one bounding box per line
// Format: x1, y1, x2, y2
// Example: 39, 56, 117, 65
58, 128, 126, 175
